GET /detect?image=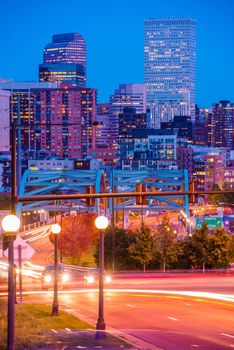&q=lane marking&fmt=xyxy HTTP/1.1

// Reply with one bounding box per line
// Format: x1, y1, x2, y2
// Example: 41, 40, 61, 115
184, 303, 192, 306
126, 304, 135, 308
167, 317, 178, 321
222, 333, 234, 338
65, 328, 71, 332
51, 329, 58, 333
